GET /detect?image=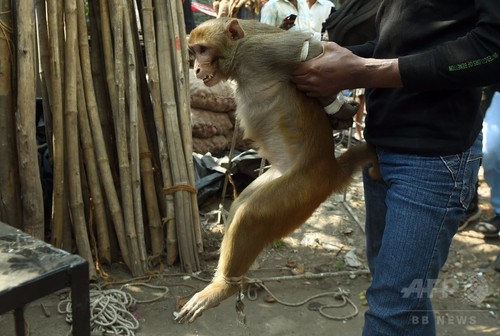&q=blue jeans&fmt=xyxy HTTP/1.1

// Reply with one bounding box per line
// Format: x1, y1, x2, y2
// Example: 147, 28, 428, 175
483, 92, 500, 216
361, 135, 482, 336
